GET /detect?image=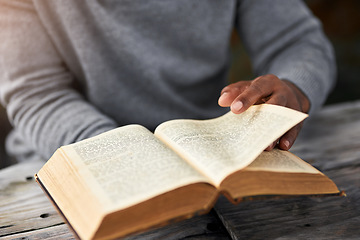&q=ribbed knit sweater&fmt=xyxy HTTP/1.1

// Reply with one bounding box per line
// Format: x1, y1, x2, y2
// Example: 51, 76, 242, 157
0, 0, 335, 161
